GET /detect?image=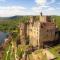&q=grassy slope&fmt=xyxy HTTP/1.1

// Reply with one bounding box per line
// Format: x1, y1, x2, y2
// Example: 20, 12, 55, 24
49, 44, 60, 60
50, 16, 60, 60
53, 16, 60, 30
